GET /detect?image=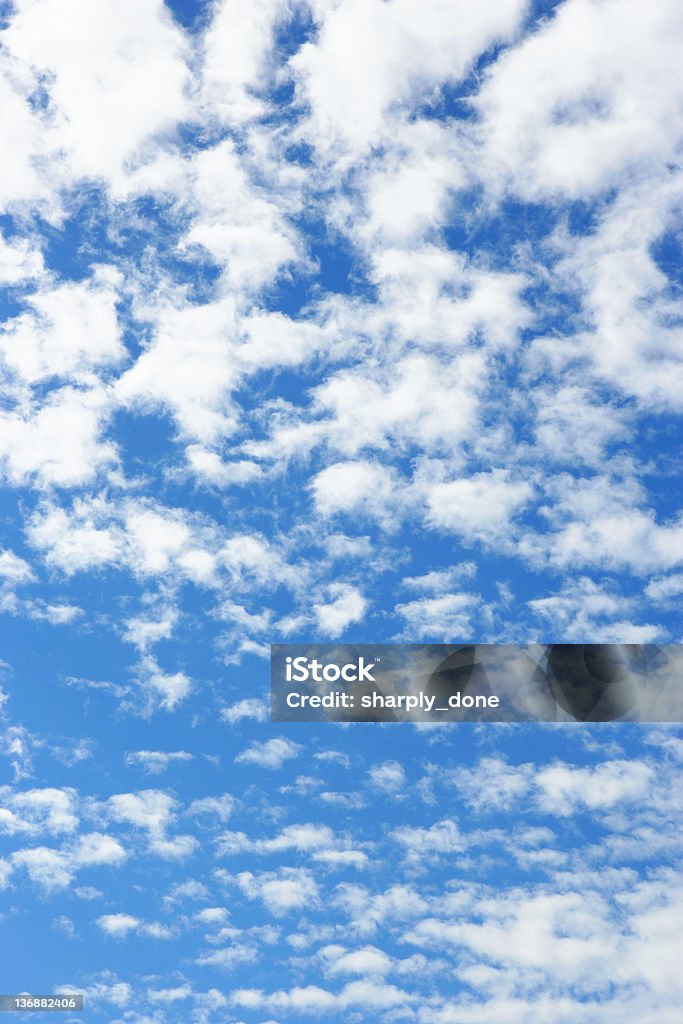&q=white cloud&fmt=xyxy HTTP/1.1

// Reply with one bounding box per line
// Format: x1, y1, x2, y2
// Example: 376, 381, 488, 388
200, 0, 284, 125
535, 760, 655, 816
125, 750, 193, 775
0, 550, 34, 585
181, 138, 301, 291
451, 755, 661, 822
188, 795, 235, 822
107, 790, 176, 834
81, 975, 132, 1008
452, 757, 534, 813
235, 738, 301, 770
0, 231, 44, 285
231, 978, 415, 1014
0, 858, 12, 888
125, 508, 194, 575
147, 985, 192, 1003
292, 0, 527, 160
115, 296, 240, 443
534, 386, 629, 466
0, 385, 117, 488
475, 0, 683, 201
0, 53, 50, 213
233, 867, 319, 916
313, 583, 367, 638
645, 574, 683, 602
29, 602, 83, 626
312, 351, 488, 458
402, 564, 477, 594
195, 907, 229, 926
529, 577, 663, 643
314, 750, 351, 769
425, 470, 534, 544
97, 913, 174, 940
4, 0, 190, 191
216, 822, 367, 868
27, 498, 122, 573
0, 271, 123, 383
521, 473, 683, 576
0, 786, 78, 835
320, 944, 392, 977
136, 656, 192, 713
185, 446, 263, 489
107, 789, 197, 861
311, 461, 399, 523
124, 605, 179, 652
368, 761, 406, 795
221, 698, 268, 725
163, 879, 210, 906
52, 915, 76, 938
390, 819, 466, 863
395, 592, 482, 640
536, 174, 683, 413
12, 832, 126, 890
